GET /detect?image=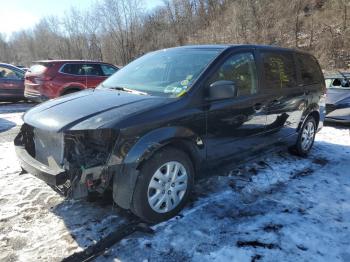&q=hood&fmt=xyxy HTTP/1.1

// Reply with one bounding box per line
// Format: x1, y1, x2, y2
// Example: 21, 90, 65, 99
326, 88, 350, 105
24, 89, 170, 132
